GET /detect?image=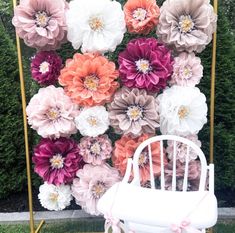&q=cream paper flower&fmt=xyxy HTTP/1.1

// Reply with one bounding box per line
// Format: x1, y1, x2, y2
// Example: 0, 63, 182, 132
66, 0, 126, 53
